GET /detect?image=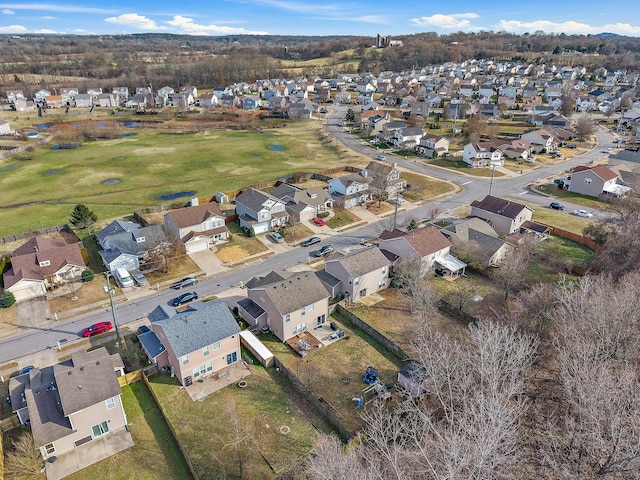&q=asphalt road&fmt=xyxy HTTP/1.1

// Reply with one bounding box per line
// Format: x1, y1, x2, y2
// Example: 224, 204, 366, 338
0, 112, 615, 365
